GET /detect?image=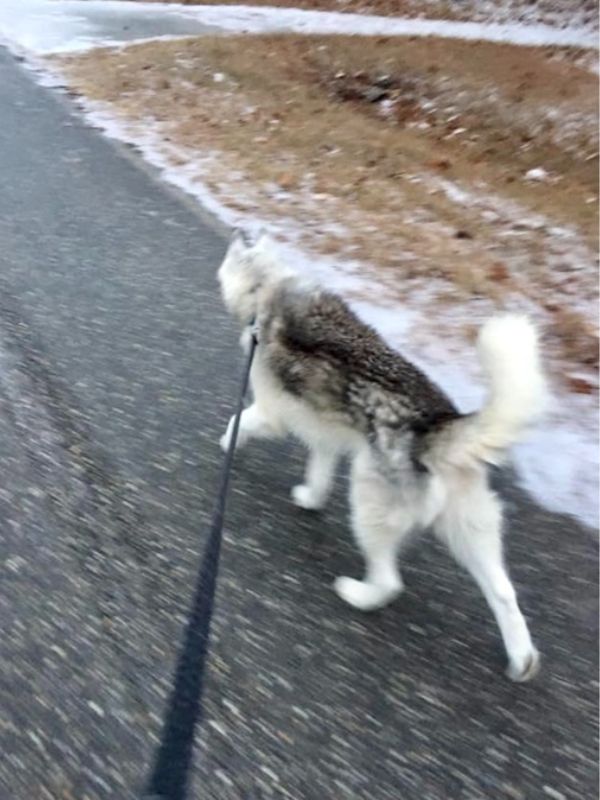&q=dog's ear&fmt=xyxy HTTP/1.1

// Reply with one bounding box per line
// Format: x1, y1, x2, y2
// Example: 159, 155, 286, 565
254, 228, 275, 252
227, 227, 250, 258
231, 227, 250, 245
